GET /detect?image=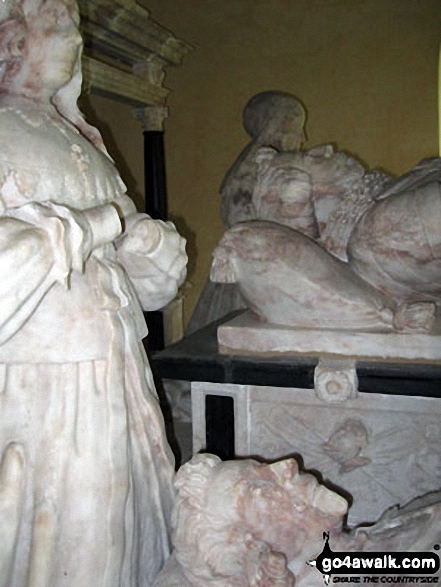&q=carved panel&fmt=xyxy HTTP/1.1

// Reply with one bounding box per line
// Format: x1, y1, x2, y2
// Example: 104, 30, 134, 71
248, 387, 441, 525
